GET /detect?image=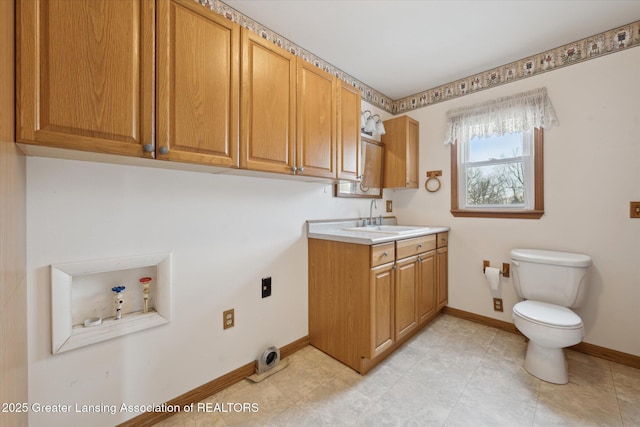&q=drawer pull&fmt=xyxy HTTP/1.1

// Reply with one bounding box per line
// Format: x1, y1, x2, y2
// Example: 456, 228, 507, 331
382, 251, 388, 257
418, 243, 423, 249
